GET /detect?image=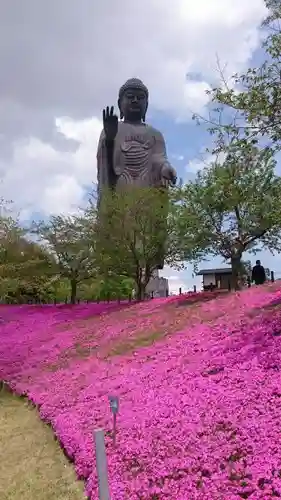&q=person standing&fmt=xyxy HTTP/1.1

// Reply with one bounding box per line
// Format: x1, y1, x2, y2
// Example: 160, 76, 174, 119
251, 260, 266, 285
